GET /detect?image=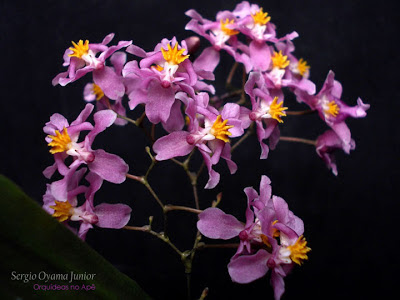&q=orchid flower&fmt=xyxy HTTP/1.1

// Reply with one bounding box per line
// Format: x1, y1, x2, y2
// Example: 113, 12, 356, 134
43, 104, 129, 186
52, 33, 132, 100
